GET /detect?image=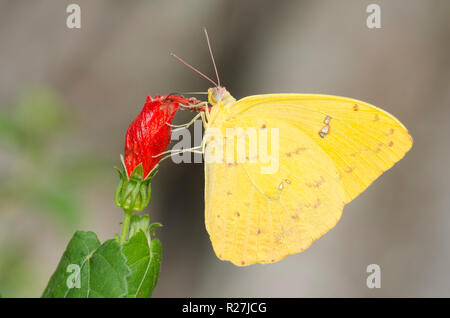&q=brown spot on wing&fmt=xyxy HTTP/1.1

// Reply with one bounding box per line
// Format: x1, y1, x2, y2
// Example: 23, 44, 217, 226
353, 104, 359, 111
388, 141, 394, 147
306, 176, 325, 188
286, 147, 308, 157
373, 114, 380, 122
385, 128, 395, 136
313, 199, 321, 209
304, 198, 321, 209
345, 167, 354, 173
374, 143, 383, 153
275, 234, 282, 244
295, 147, 308, 154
